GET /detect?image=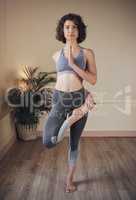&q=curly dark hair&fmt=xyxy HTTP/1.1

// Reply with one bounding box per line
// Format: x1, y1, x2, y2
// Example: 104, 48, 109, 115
56, 13, 87, 44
